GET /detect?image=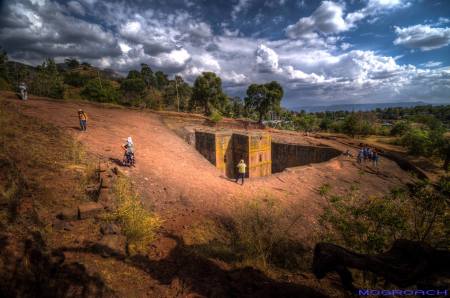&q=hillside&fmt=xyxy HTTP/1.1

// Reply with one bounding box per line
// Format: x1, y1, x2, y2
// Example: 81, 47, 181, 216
0, 91, 430, 297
